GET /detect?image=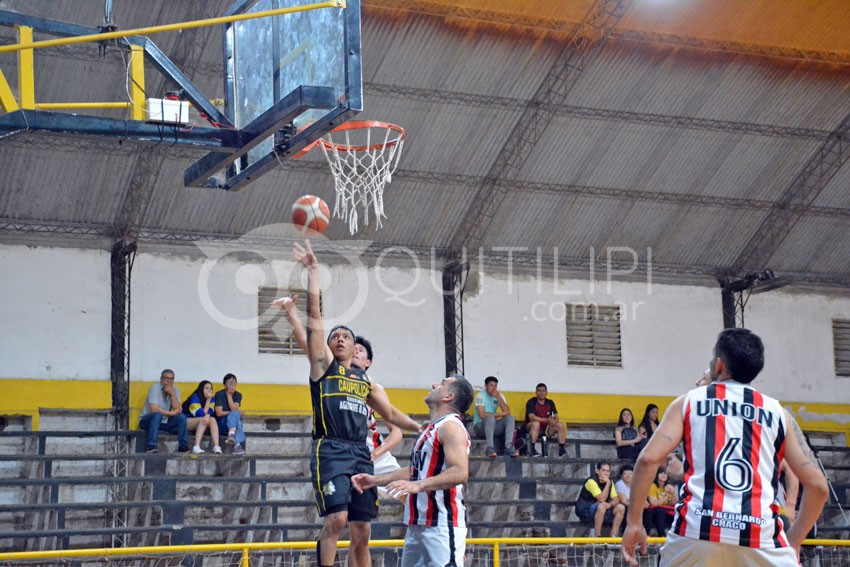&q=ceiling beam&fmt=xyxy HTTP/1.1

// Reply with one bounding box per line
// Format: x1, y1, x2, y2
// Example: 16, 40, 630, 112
280, 160, 850, 221
365, 82, 832, 141
445, 0, 628, 252
112, 145, 168, 240
730, 111, 850, 275
5, 133, 850, 222
1, 215, 847, 290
